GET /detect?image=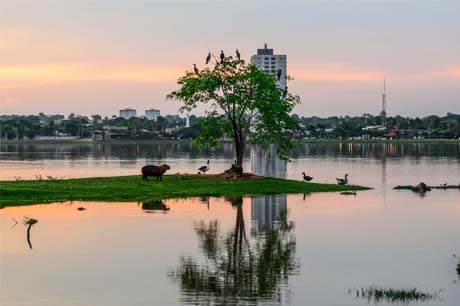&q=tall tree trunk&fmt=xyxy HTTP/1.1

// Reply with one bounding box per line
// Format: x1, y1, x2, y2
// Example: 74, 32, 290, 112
232, 124, 245, 174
